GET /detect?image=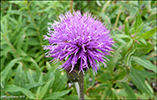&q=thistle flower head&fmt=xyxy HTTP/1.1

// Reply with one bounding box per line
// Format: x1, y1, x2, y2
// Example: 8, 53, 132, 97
44, 11, 114, 74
